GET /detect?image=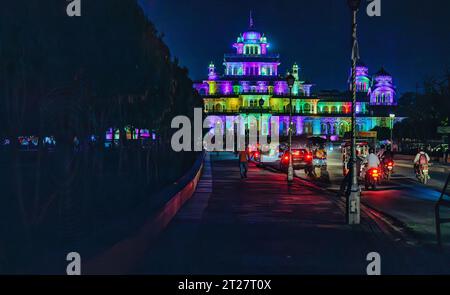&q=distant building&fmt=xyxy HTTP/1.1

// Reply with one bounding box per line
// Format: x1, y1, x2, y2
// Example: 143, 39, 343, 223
193, 15, 398, 139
